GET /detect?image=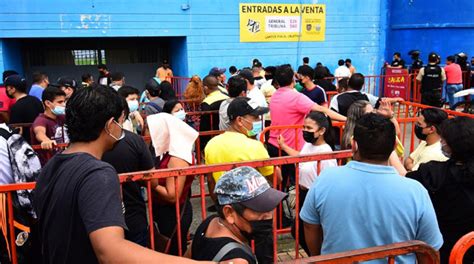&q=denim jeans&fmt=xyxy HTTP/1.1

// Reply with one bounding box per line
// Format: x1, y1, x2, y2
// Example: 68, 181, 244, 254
446, 84, 463, 109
